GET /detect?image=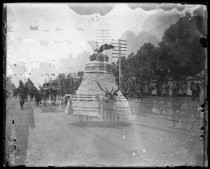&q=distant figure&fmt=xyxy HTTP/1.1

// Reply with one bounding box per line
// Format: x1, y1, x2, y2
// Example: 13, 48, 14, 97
151, 85, 157, 96
16, 80, 27, 110
181, 82, 186, 97
34, 89, 42, 107
191, 82, 197, 101
199, 81, 204, 103
13, 88, 18, 98
65, 97, 73, 114
161, 83, 167, 96
186, 81, 192, 96
167, 81, 173, 97
195, 83, 201, 101
136, 84, 143, 100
